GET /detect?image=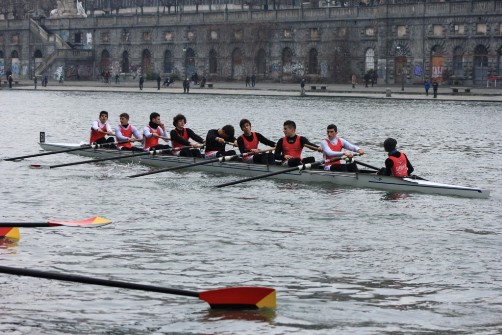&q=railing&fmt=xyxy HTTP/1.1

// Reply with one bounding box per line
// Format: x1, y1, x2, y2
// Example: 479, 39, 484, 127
35, 49, 94, 76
